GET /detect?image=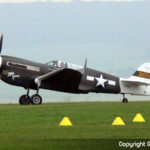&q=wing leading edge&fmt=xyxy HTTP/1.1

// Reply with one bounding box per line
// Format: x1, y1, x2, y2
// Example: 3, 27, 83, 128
35, 68, 83, 93
35, 68, 64, 87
